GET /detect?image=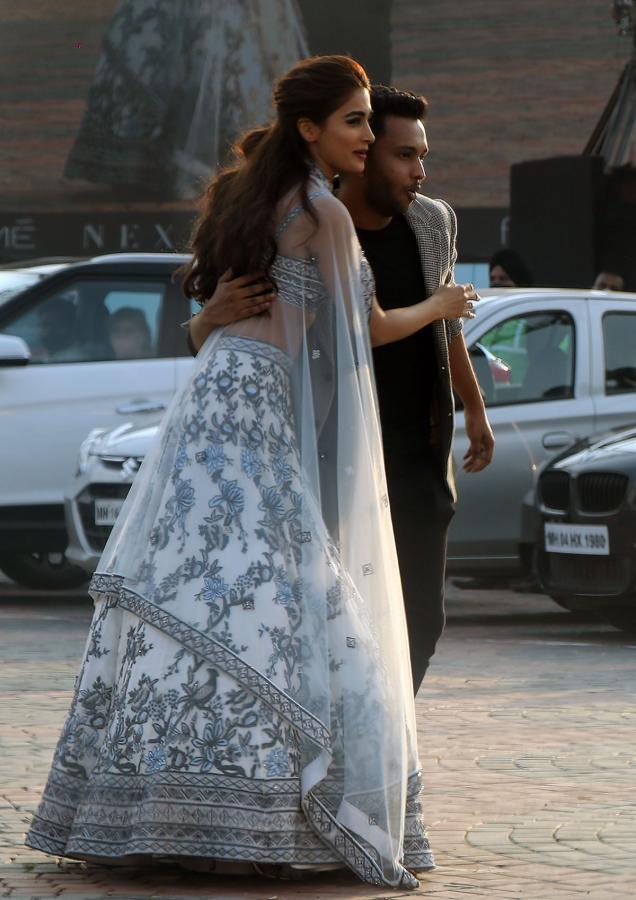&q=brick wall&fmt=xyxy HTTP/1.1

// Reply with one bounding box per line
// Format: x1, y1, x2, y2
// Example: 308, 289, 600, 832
0, 1, 118, 212
0, 0, 629, 217
392, 0, 629, 208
